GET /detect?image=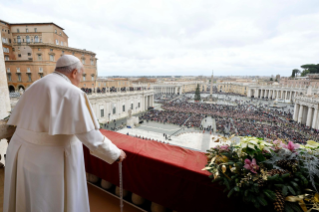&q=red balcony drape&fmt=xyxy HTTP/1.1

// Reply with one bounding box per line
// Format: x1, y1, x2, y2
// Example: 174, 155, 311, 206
84, 129, 247, 212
